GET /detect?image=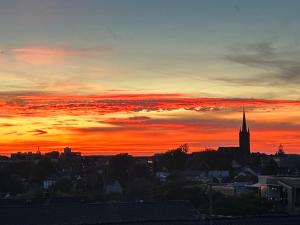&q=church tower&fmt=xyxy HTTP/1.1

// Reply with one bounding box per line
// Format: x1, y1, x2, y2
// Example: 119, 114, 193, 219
239, 108, 250, 156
